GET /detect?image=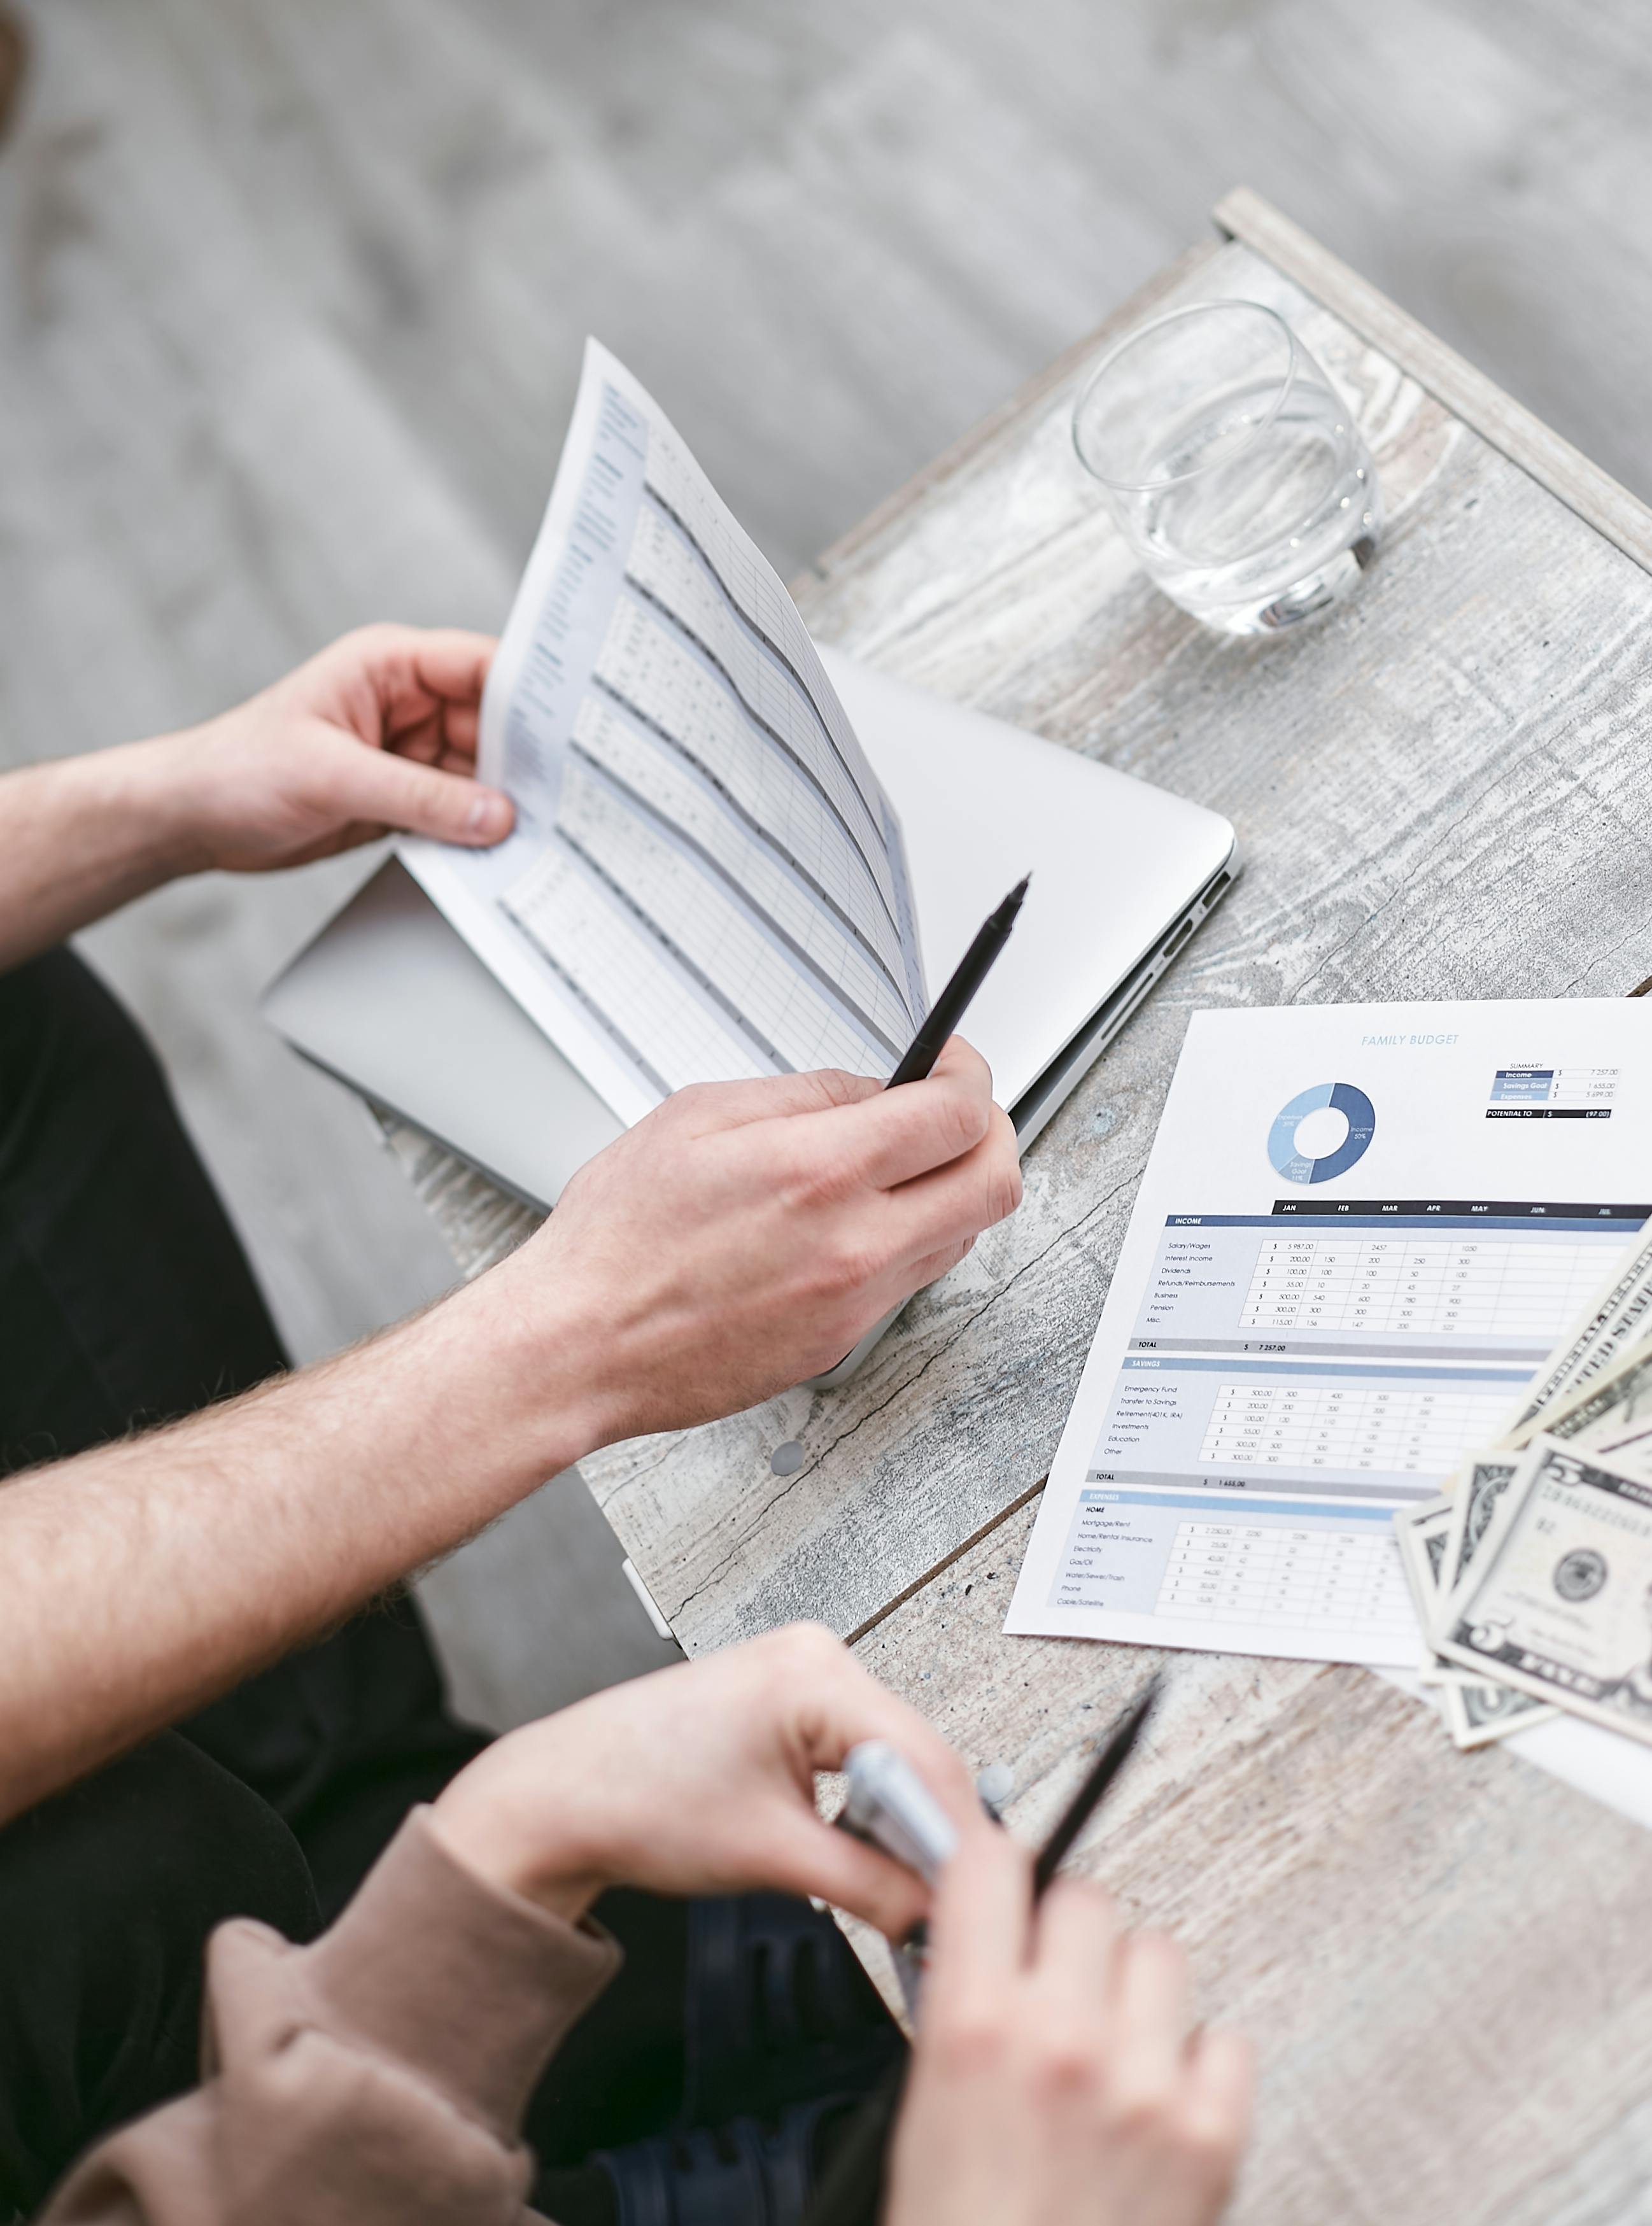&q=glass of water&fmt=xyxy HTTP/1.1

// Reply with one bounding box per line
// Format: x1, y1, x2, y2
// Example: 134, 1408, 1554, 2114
1071, 300, 1380, 635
